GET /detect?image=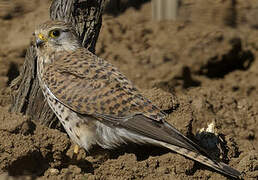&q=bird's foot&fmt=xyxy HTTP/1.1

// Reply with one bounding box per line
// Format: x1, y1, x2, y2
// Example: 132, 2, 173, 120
72, 144, 80, 160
